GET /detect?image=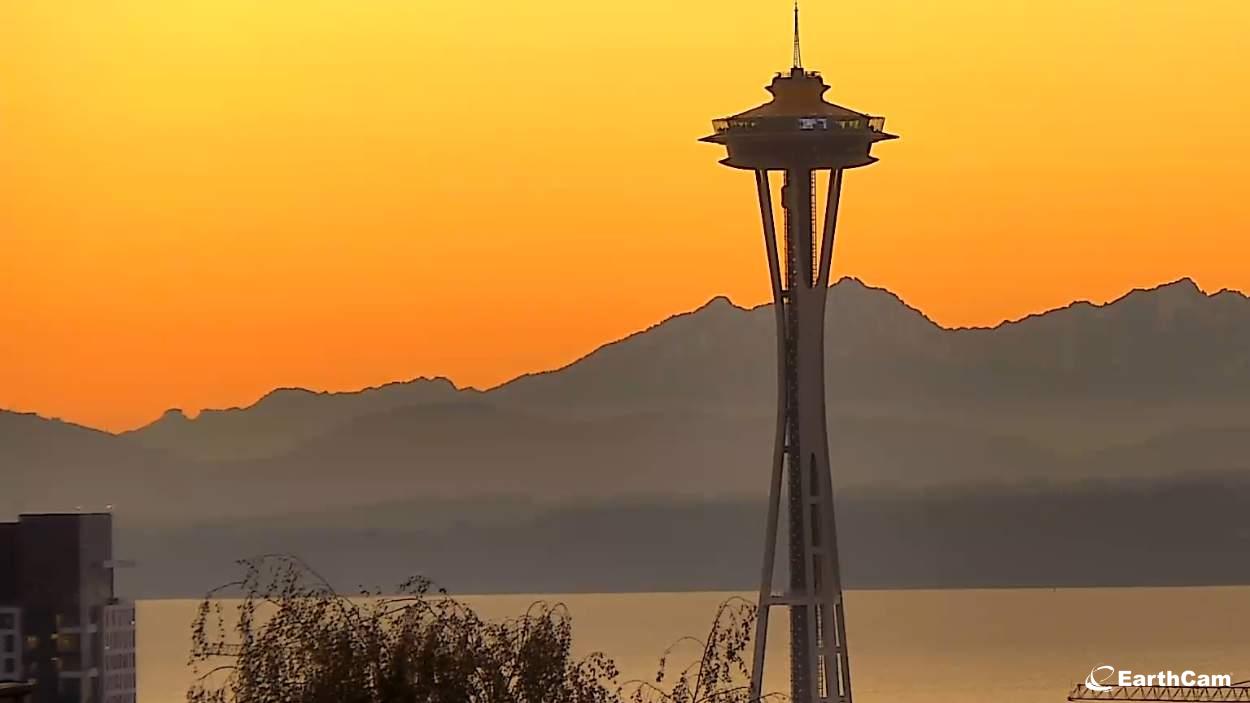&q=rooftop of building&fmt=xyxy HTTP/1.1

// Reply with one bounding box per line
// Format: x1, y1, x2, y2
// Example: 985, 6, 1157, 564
14, 512, 112, 518
2, 512, 114, 528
